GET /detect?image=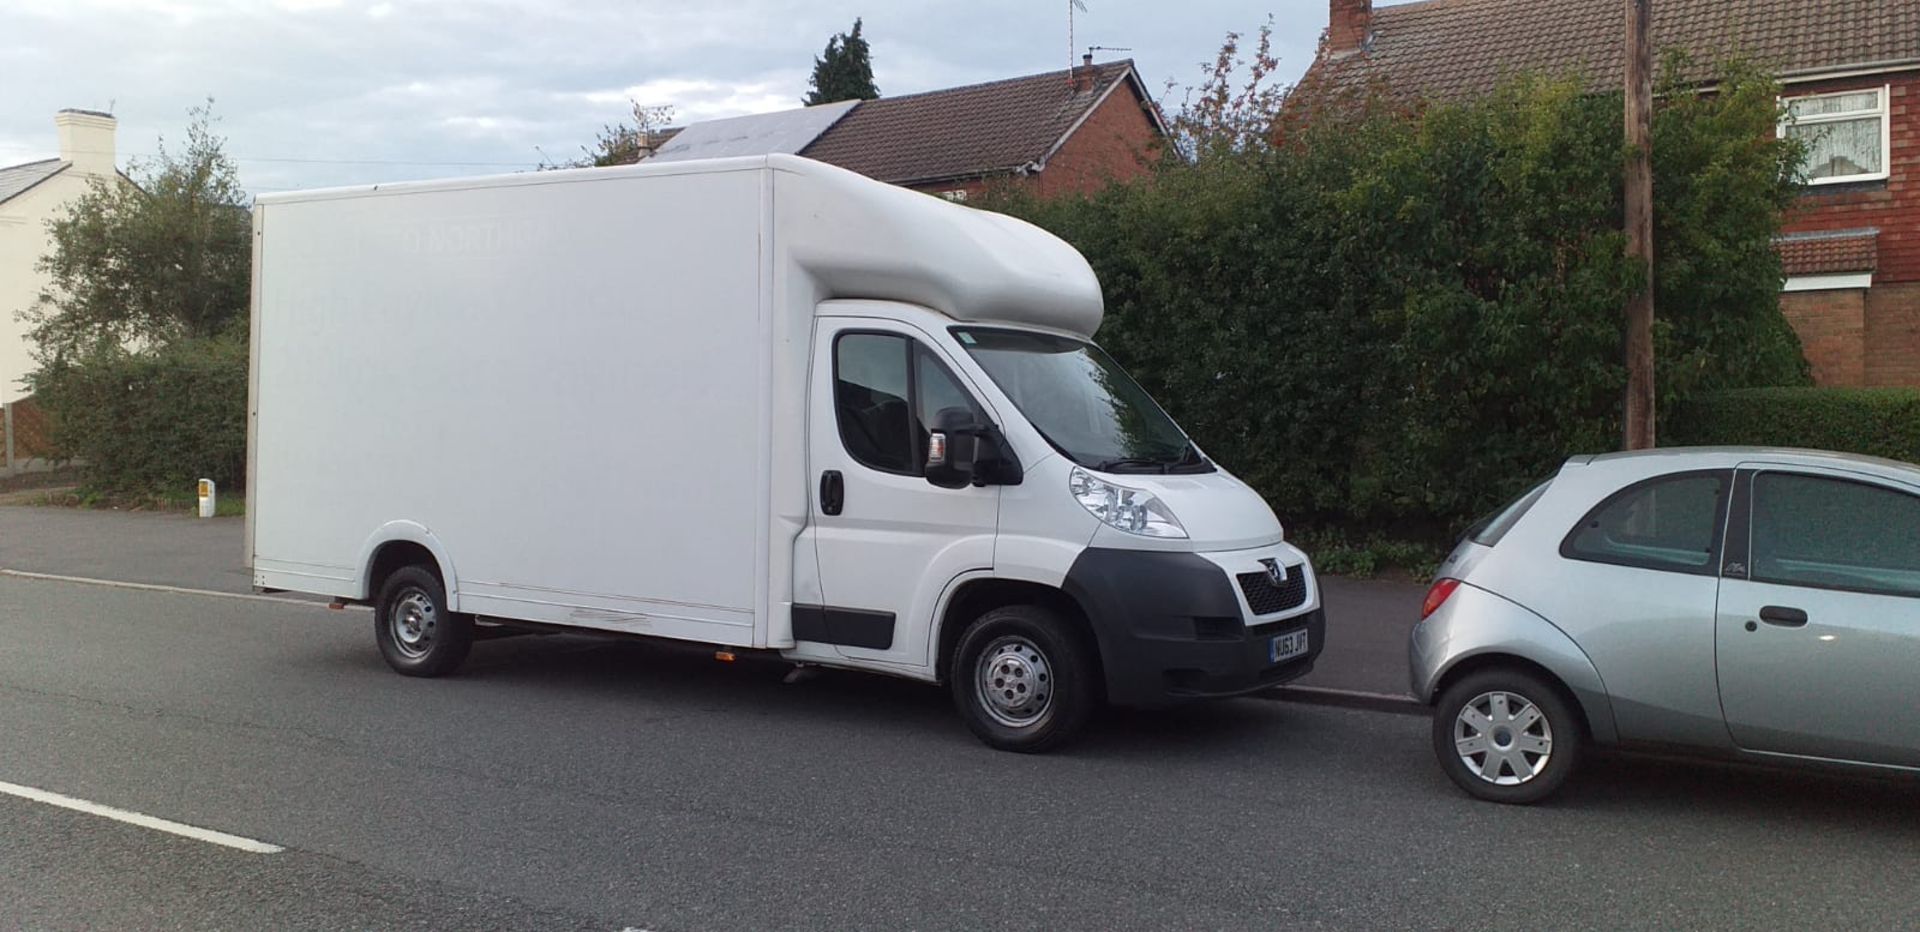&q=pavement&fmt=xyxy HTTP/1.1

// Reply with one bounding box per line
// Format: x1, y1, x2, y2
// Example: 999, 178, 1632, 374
0, 506, 258, 594
0, 505, 1427, 700
0, 572, 1917, 929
